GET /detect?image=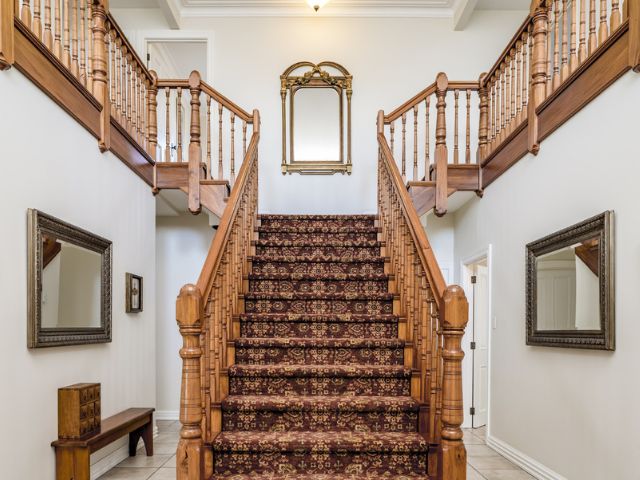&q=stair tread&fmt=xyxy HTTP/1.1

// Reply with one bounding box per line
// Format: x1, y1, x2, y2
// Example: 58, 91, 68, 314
235, 337, 404, 348
213, 475, 427, 479
222, 395, 419, 412
257, 226, 380, 233
244, 292, 394, 300
248, 272, 389, 280
212, 431, 428, 453
229, 364, 412, 378
251, 255, 386, 263
239, 313, 399, 323
259, 214, 378, 220
255, 239, 383, 247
